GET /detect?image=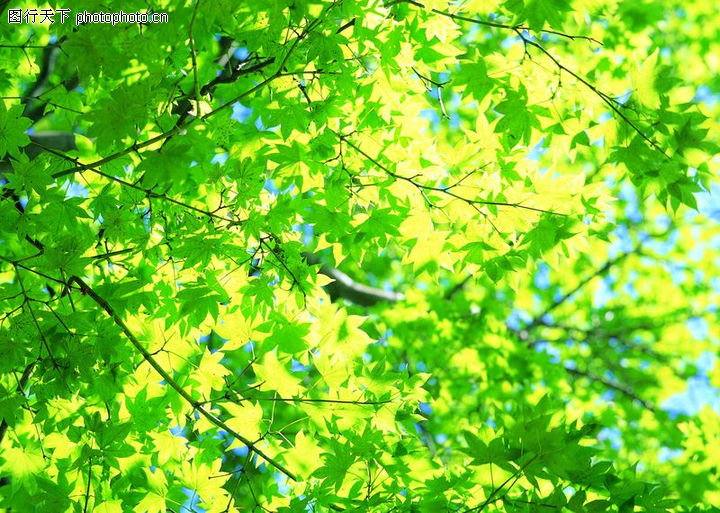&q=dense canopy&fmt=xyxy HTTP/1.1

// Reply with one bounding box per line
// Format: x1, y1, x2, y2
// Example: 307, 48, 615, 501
1, 1, 719, 512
